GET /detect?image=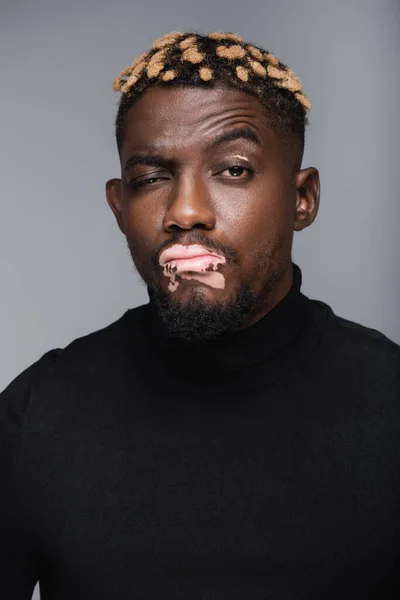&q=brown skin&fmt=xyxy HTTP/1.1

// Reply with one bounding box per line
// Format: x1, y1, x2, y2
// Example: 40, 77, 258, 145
106, 85, 320, 329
